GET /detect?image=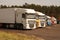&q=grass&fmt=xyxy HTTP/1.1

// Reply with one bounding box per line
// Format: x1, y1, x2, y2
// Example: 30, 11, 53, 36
0, 31, 44, 40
